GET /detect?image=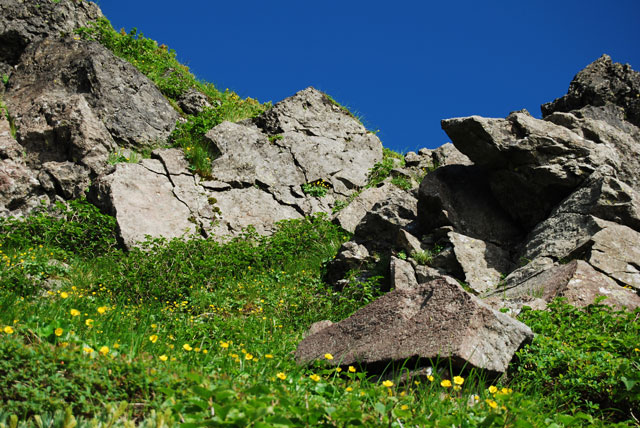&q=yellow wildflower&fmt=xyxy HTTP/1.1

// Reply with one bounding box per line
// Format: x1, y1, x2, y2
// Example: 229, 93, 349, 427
265, 354, 273, 359
488, 385, 498, 394
85, 319, 94, 327
99, 346, 109, 355
453, 376, 464, 386
220, 341, 229, 349
382, 380, 394, 388
183, 344, 192, 351
346, 386, 353, 392
324, 353, 334, 360
3, 326, 14, 334
401, 404, 409, 410
486, 399, 498, 409
159, 355, 168, 361
149, 334, 158, 343
310, 374, 321, 382
441, 379, 452, 388
348, 366, 356, 373
97, 306, 107, 314
245, 353, 254, 360
70, 309, 80, 317
277, 372, 286, 380
55, 328, 63, 336
60, 292, 69, 299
